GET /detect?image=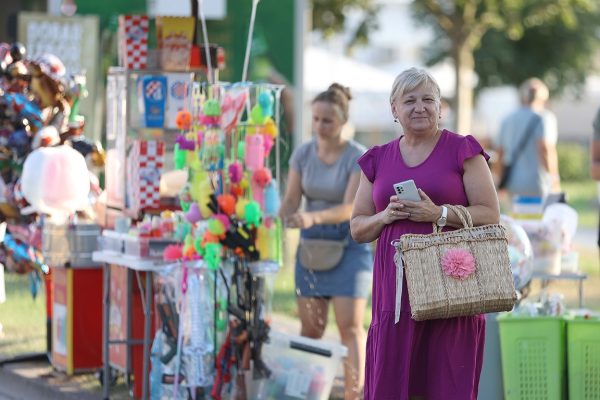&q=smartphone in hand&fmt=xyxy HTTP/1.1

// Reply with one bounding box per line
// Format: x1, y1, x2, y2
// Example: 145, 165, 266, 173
393, 179, 421, 201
